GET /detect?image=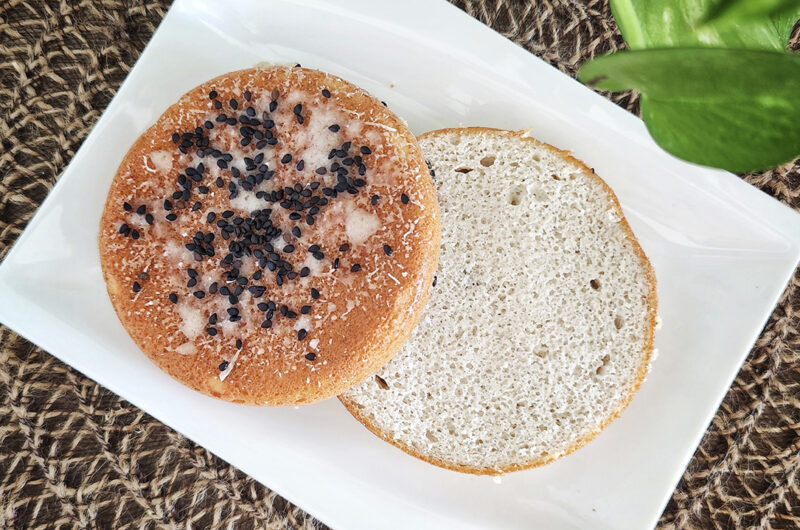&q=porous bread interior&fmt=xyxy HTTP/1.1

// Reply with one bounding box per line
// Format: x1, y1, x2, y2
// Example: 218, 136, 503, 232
341, 128, 656, 473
